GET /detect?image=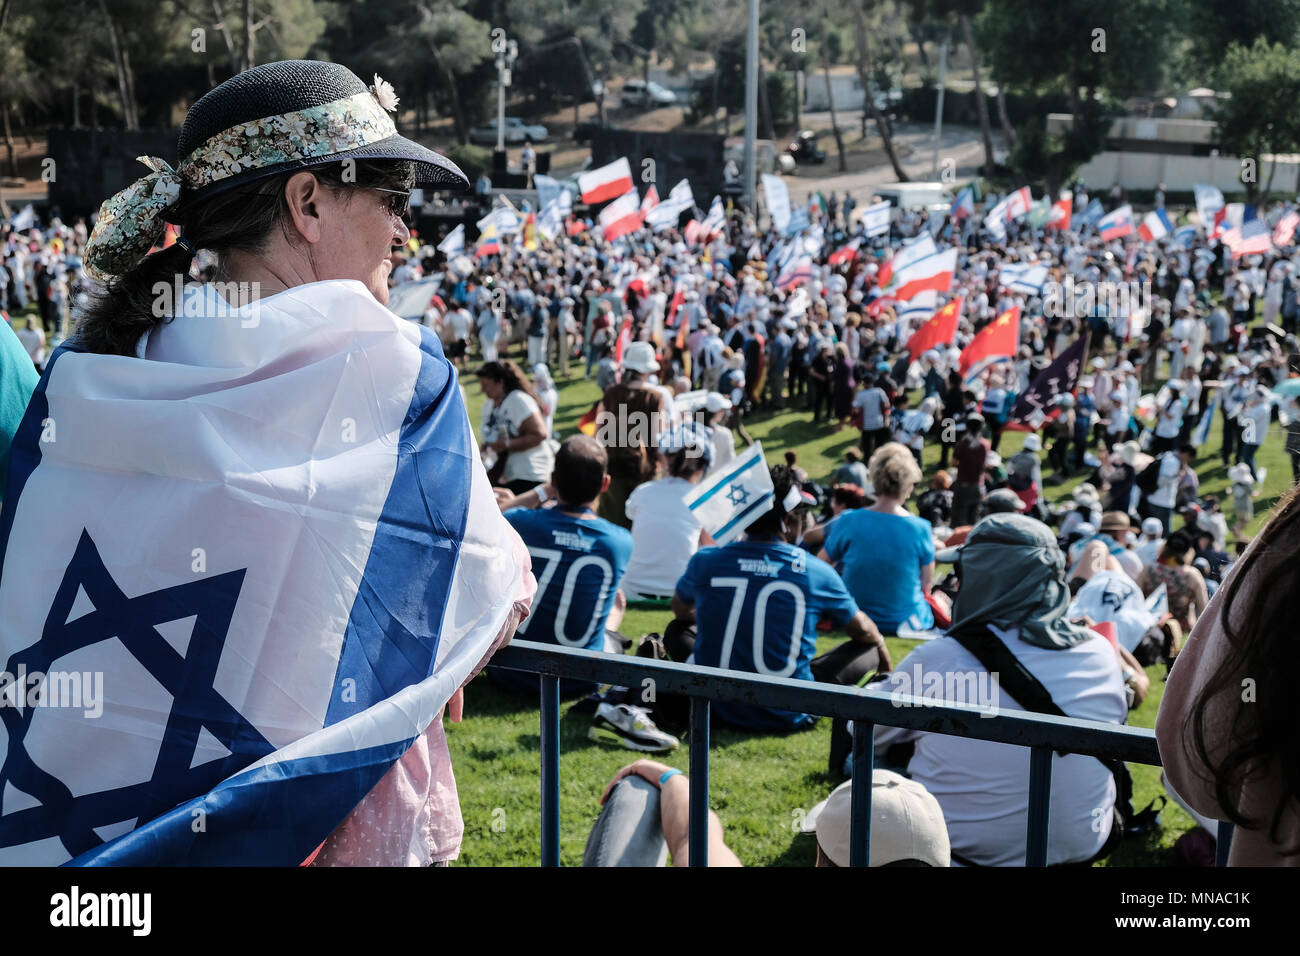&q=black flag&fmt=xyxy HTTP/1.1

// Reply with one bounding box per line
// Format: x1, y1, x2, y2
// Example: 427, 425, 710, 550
1006, 336, 1087, 431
